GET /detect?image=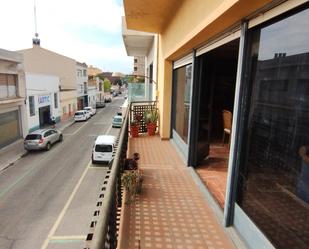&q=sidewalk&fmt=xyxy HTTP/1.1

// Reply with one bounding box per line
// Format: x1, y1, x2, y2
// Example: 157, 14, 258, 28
0, 118, 74, 172
118, 136, 238, 249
